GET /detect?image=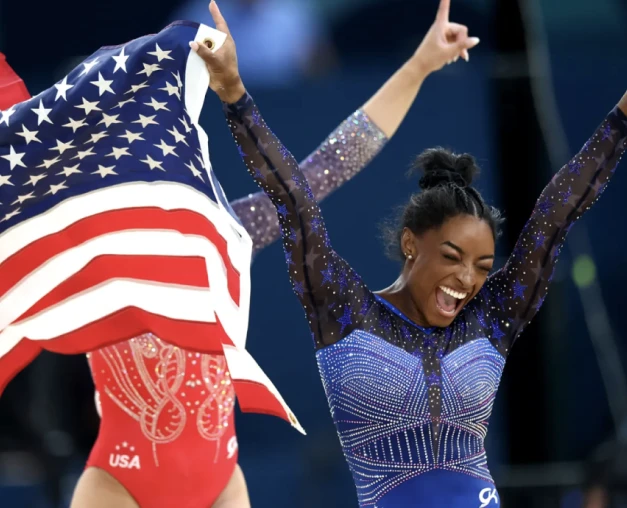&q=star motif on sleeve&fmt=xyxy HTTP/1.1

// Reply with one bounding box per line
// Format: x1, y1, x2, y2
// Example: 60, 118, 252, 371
512, 279, 527, 300
536, 196, 554, 216
292, 280, 305, 297
276, 204, 288, 219
475, 307, 487, 327
337, 306, 352, 334
284, 248, 295, 266
54, 76, 74, 101
491, 319, 506, 342
532, 232, 546, 251
305, 250, 319, 269
278, 144, 291, 160
601, 122, 612, 141
288, 228, 298, 243
320, 264, 334, 285
252, 165, 266, 180
310, 216, 323, 233
426, 372, 440, 386
534, 294, 546, 312
337, 267, 349, 292
559, 186, 572, 205
237, 145, 246, 158
568, 159, 583, 175
112, 47, 129, 73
